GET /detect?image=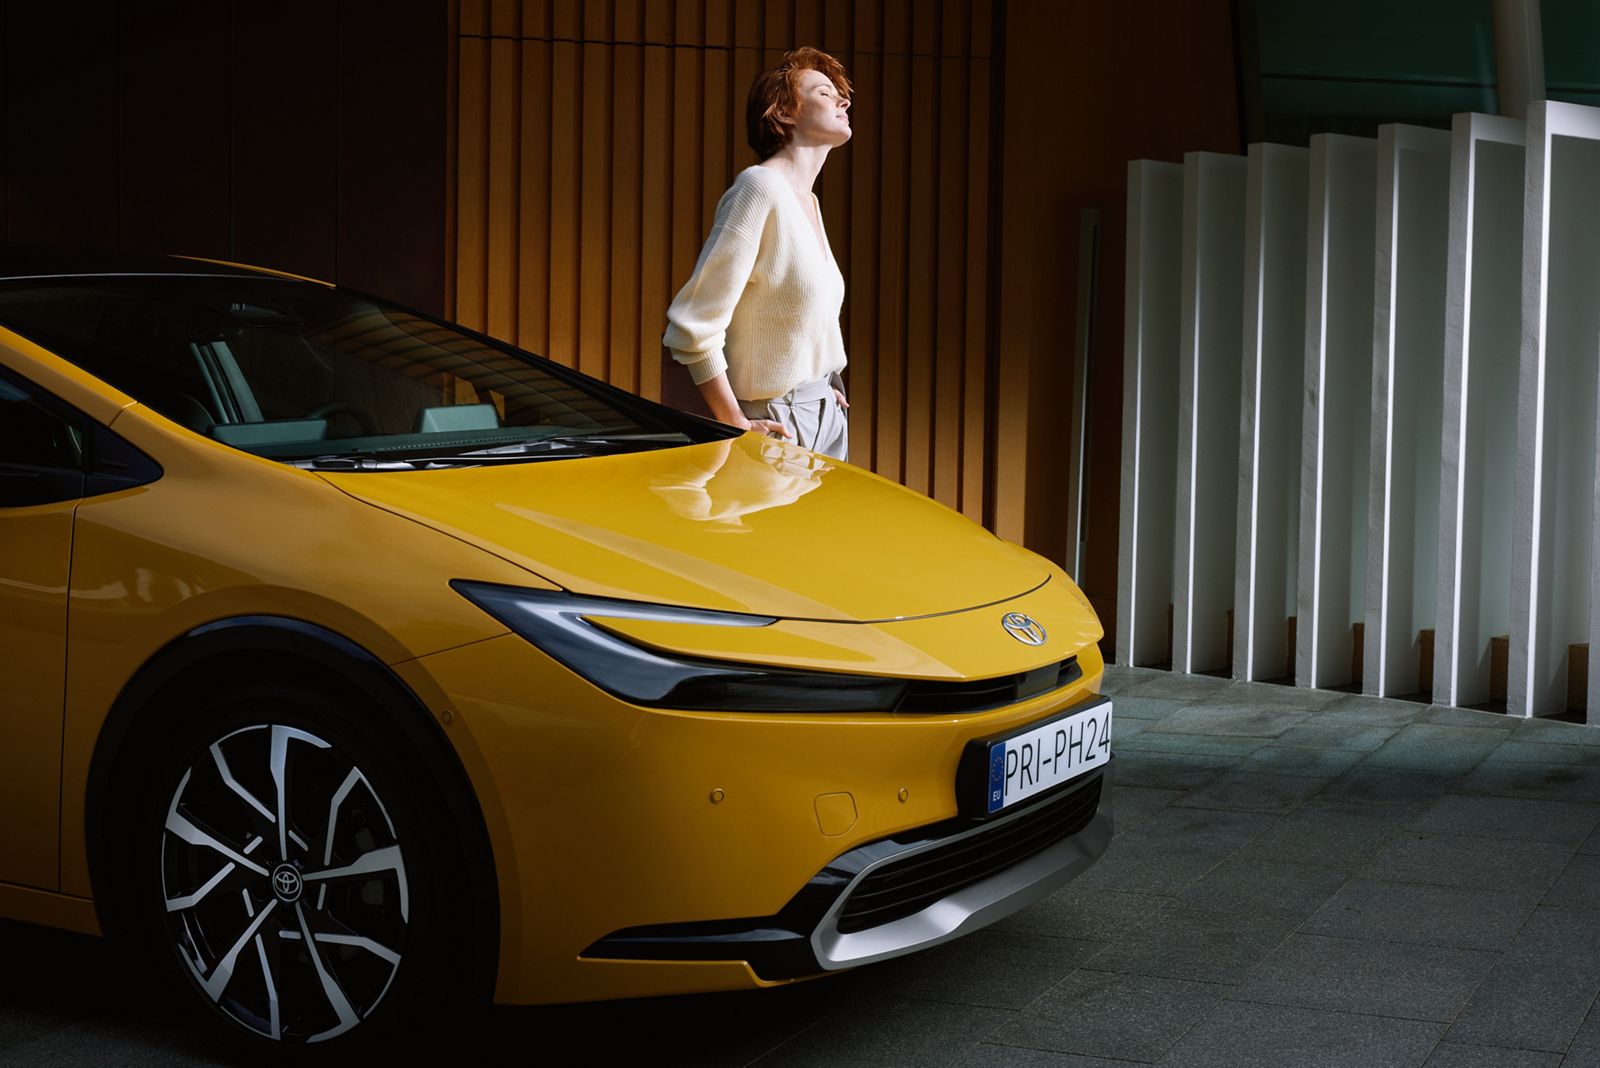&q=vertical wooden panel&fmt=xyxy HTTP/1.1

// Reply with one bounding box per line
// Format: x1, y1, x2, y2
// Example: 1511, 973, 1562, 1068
517, 31, 552, 354
548, 37, 581, 367
610, 40, 643, 394
903, 40, 937, 496
962, 49, 992, 521
847, 13, 881, 469
934, 53, 967, 509
639, 38, 672, 401
875, 2, 910, 482
456, 33, 490, 330
578, 39, 612, 379
486, 32, 521, 340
